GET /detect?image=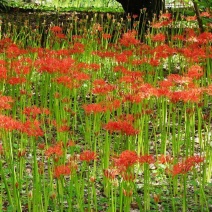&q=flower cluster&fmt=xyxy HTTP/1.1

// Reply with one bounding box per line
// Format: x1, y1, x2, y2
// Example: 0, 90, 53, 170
172, 155, 204, 176
104, 120, 139, 136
